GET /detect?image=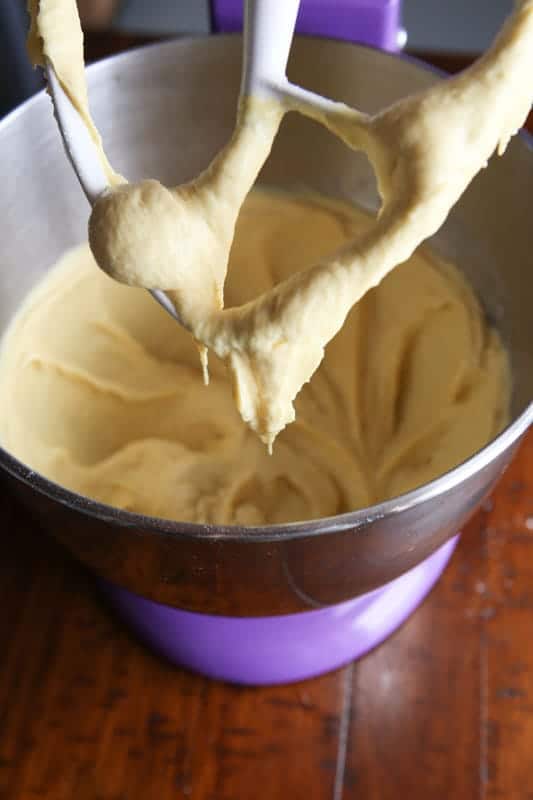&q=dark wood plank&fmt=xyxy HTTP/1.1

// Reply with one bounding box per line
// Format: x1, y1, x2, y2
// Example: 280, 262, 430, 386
483, 434, 533, 798
185, 675, 347, 800
341, 433, 533, 799
342, 513, 485, 798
